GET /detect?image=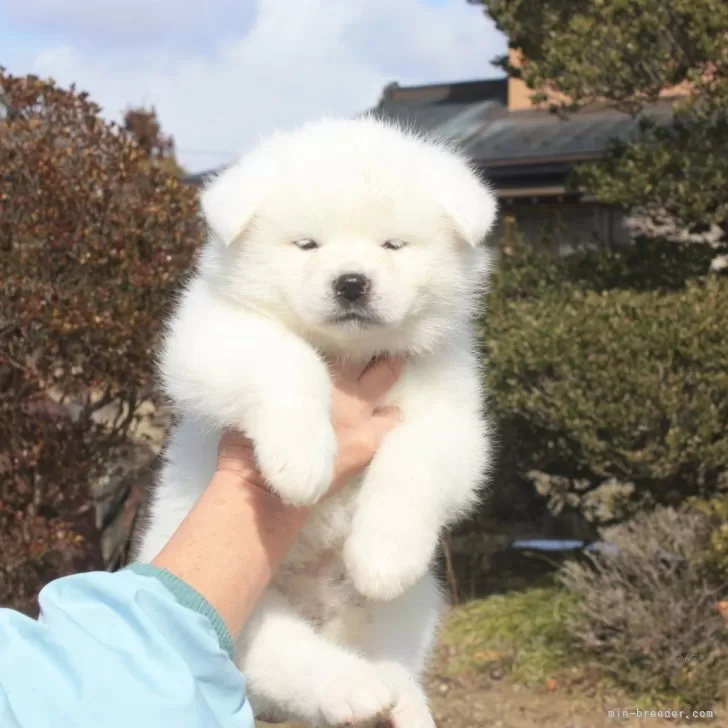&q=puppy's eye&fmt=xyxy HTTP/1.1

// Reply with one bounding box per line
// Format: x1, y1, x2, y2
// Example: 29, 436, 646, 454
293, 238, 319, 251
383, 239, 407, 251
